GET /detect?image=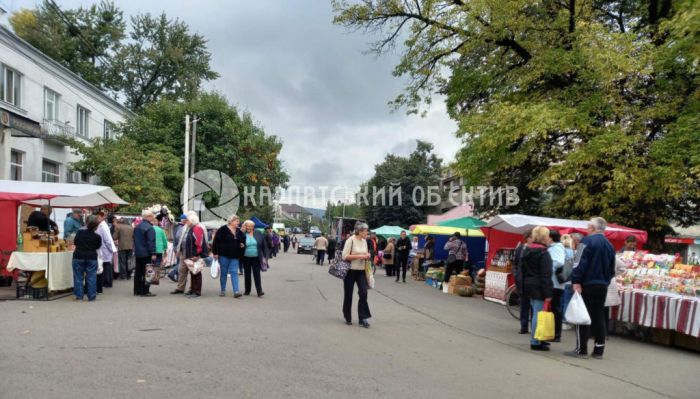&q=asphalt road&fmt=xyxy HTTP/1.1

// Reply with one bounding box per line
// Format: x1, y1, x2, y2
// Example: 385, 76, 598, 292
1, 250, 698, 399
